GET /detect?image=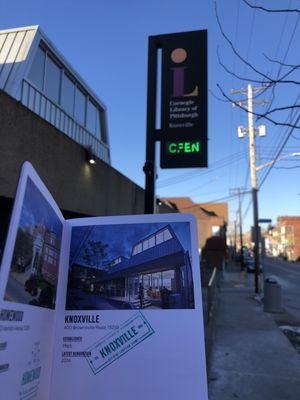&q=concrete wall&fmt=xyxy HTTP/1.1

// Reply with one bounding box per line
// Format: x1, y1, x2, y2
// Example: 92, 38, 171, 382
0, 90, 145, 217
